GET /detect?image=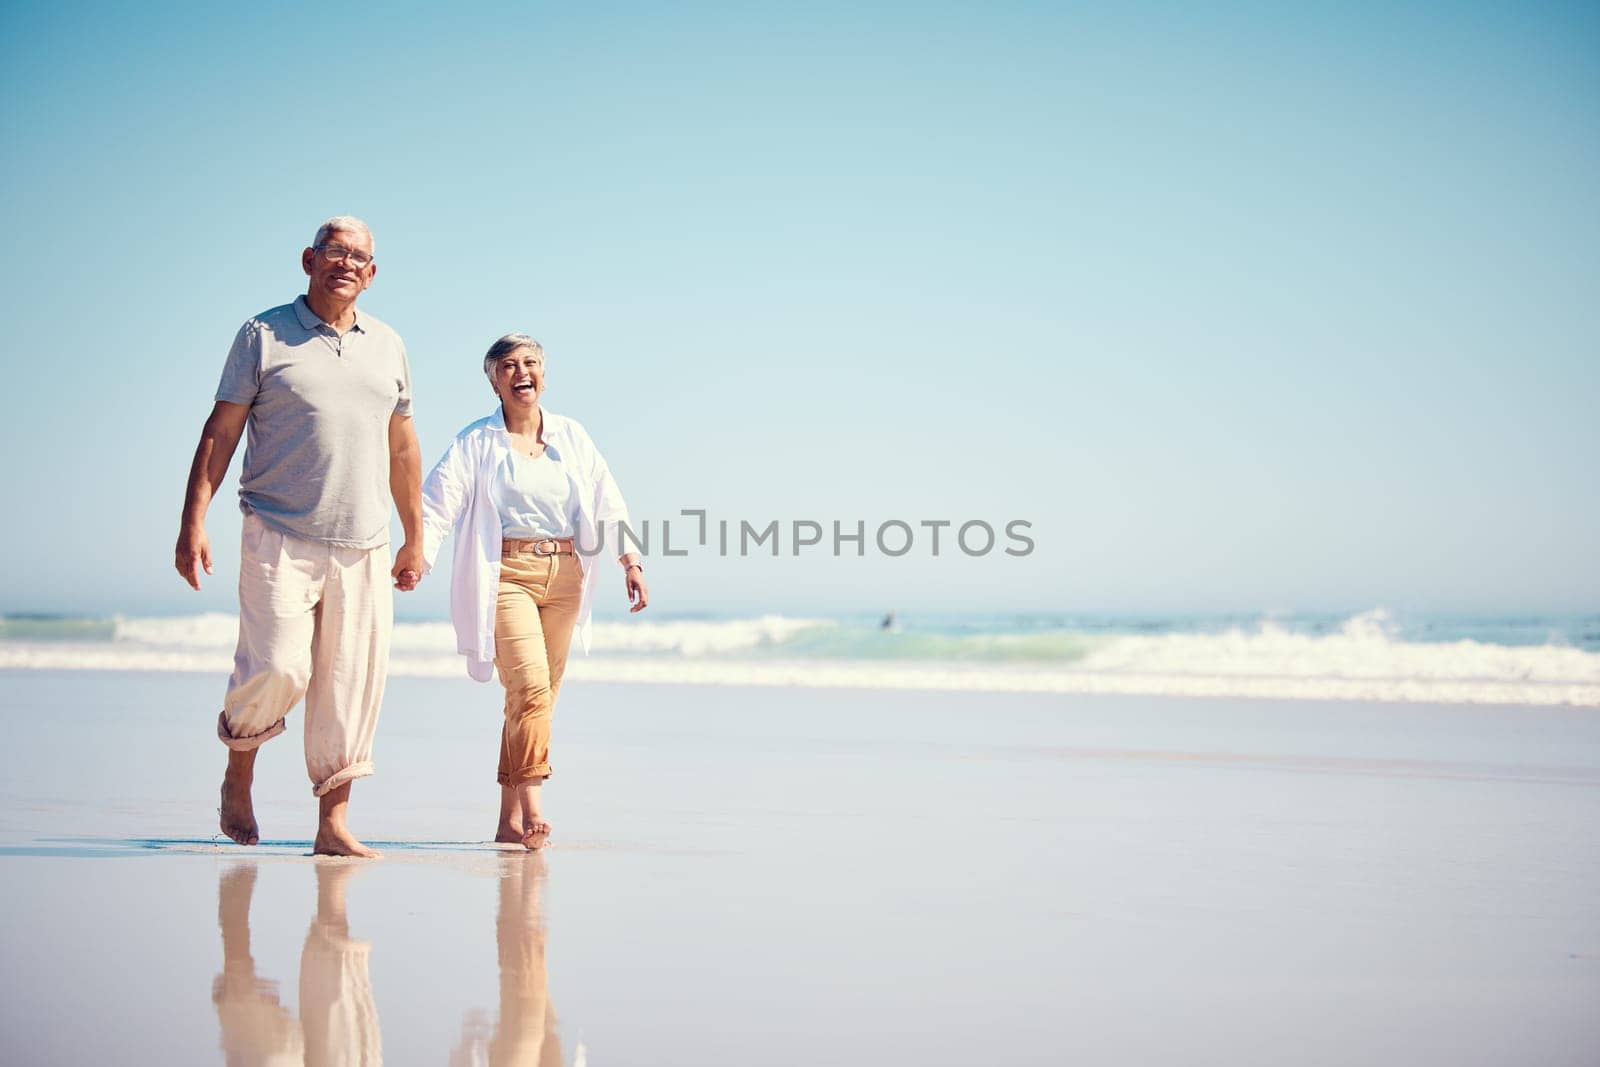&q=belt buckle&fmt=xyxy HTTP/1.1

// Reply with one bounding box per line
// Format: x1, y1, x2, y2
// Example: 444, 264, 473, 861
532, 539, 557, 556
